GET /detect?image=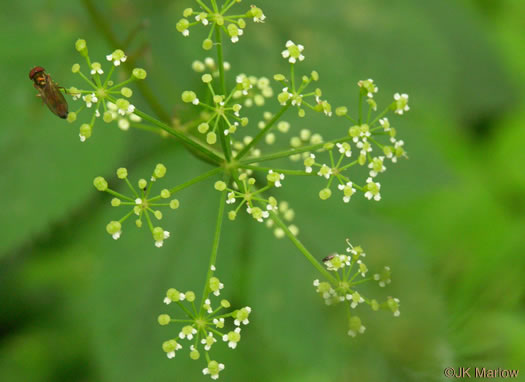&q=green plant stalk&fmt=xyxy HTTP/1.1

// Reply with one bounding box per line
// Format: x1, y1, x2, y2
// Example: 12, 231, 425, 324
168, 167, 223, 195
240, 135, 354, 165
239, 164, 314, 176
269, 211, 337, 284
132, 109, 224, 165
199, 189, 227, 315
215, 25, 234, 163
